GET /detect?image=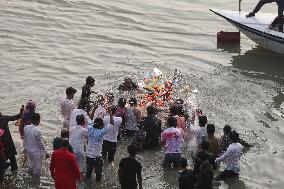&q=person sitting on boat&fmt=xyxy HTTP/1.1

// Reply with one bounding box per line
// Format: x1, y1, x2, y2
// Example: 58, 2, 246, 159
246, 0, 284, 32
